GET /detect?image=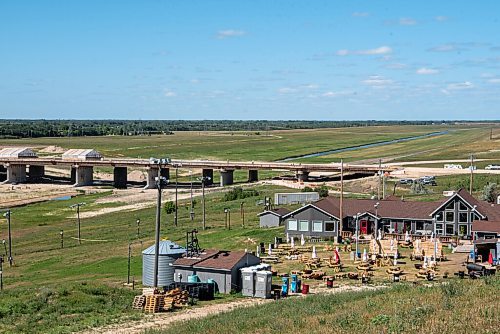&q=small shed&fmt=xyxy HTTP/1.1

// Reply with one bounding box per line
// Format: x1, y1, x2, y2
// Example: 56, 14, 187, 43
173, 250, 260, 293
258, 208, 290, 228
472, 220, 500, 263
274, 192, 319, 205
62, 149, 102, 161
142, 240, 186, 287
0, 147, 37, 158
